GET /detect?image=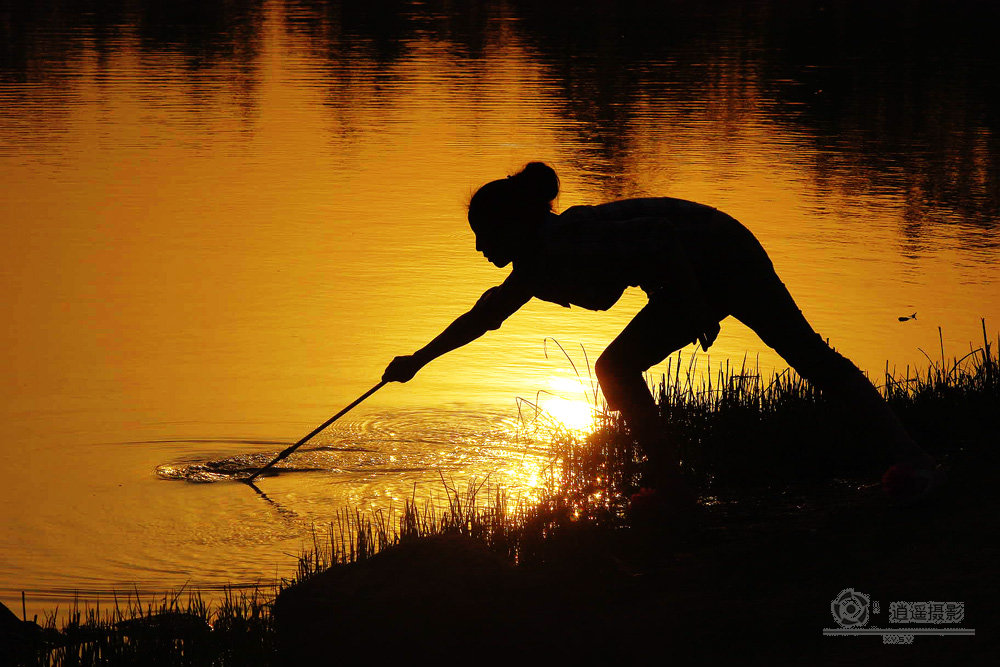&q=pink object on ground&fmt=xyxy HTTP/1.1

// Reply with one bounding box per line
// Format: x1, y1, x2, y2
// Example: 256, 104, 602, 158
628, 482, 699, 526
882, 463, 946, 505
